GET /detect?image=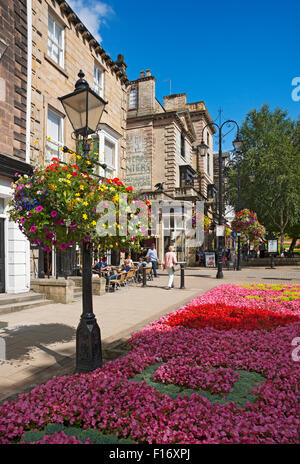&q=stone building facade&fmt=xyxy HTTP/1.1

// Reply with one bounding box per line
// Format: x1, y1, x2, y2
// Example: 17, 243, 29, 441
126, 71, 216, 264
28, 0, 130, 276
30, 0, 129, 178
0, 0, 32, 294
0, 0, 131, 292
